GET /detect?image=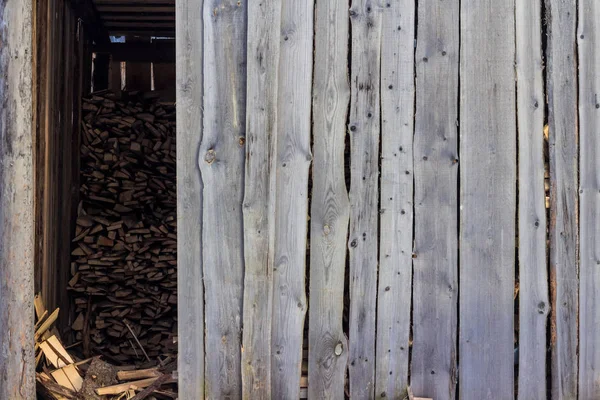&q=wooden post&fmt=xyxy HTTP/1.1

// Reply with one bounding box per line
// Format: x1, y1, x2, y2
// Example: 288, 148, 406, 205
0, 0, 35, 398
93, 53, 110, 91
